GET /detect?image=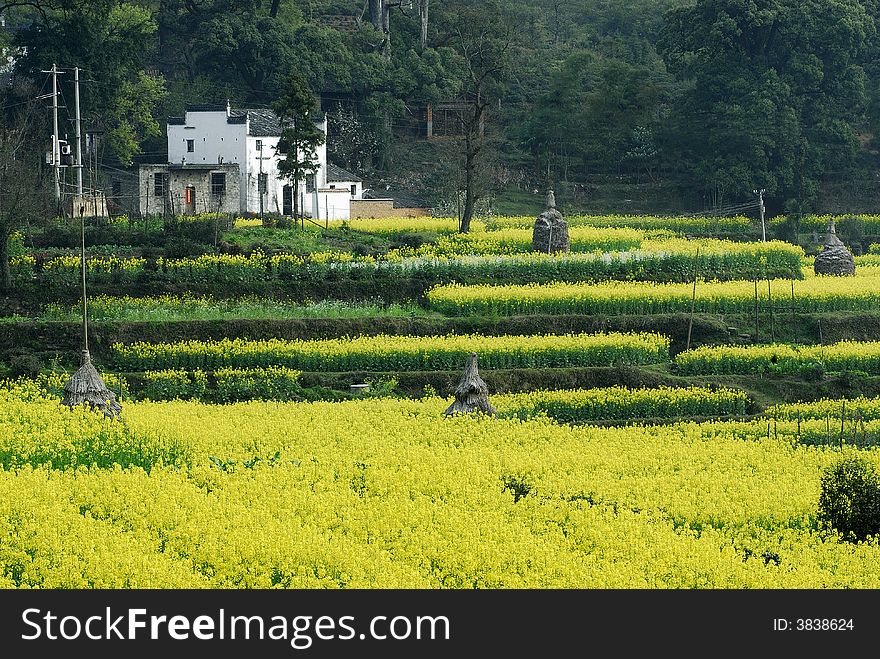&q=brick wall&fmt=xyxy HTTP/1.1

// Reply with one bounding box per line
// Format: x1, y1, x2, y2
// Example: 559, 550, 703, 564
350, 199, 431, 219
